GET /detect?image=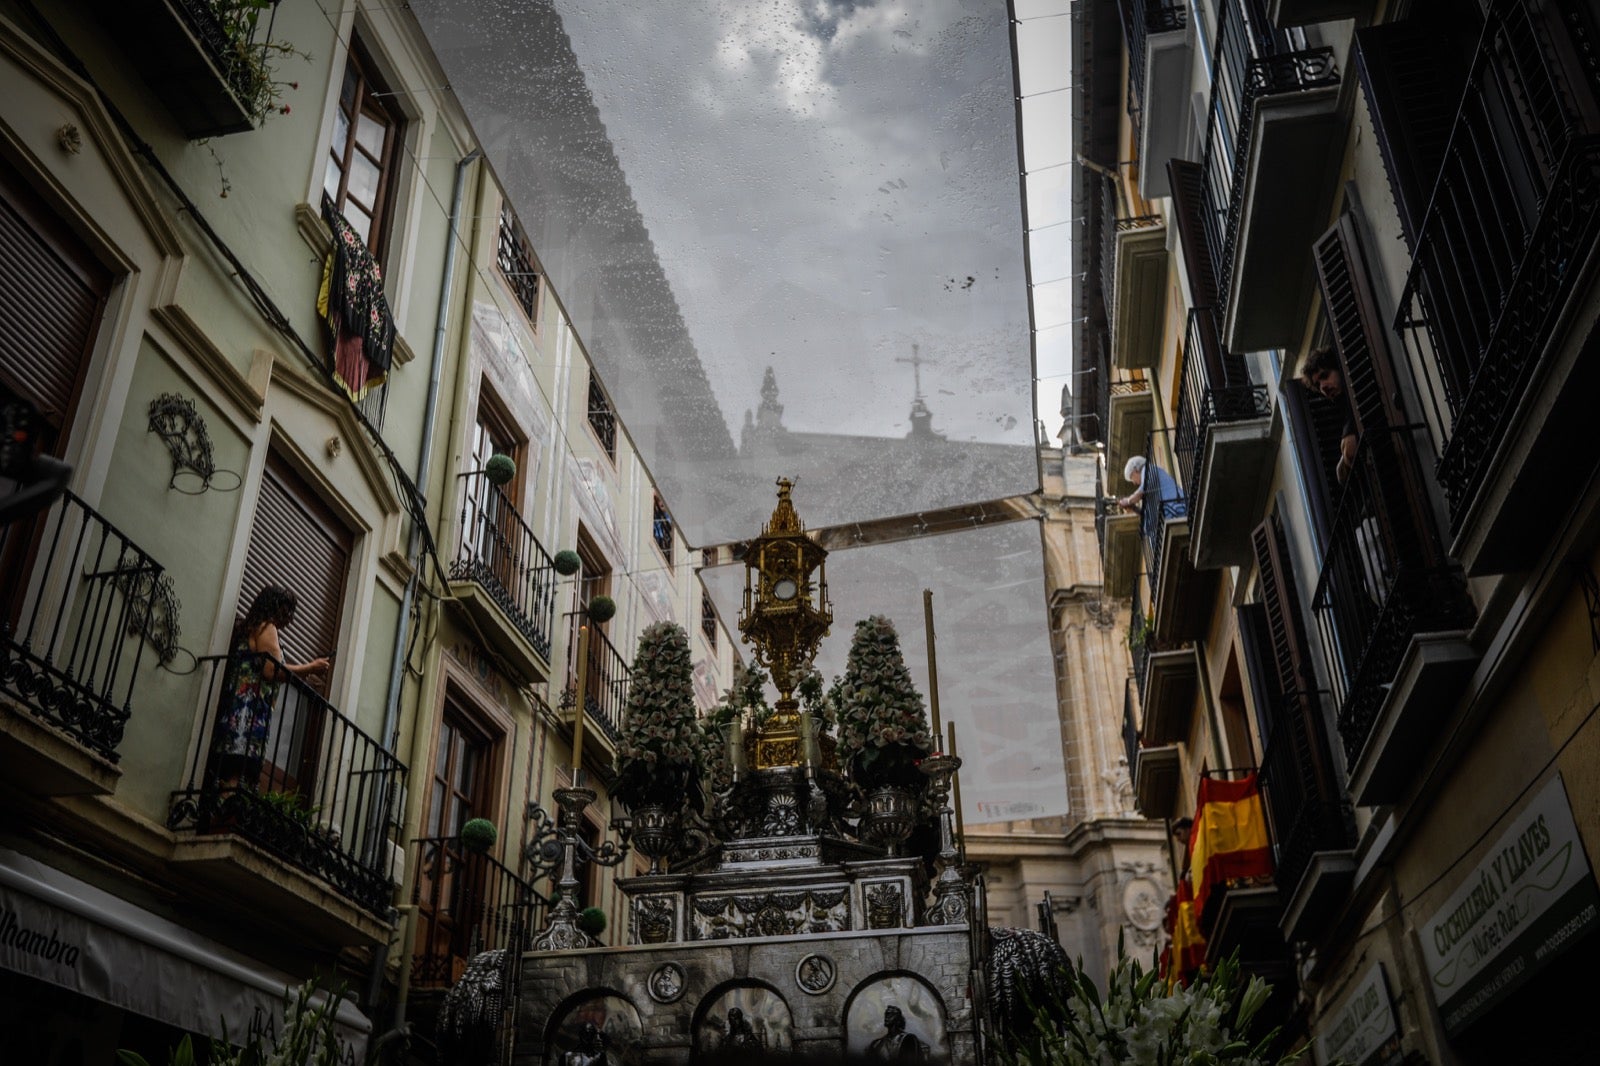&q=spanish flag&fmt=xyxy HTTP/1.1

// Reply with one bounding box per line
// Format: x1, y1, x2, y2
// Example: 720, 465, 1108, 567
1160, 878, 1206, 988
1189, 772, 1273, 920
